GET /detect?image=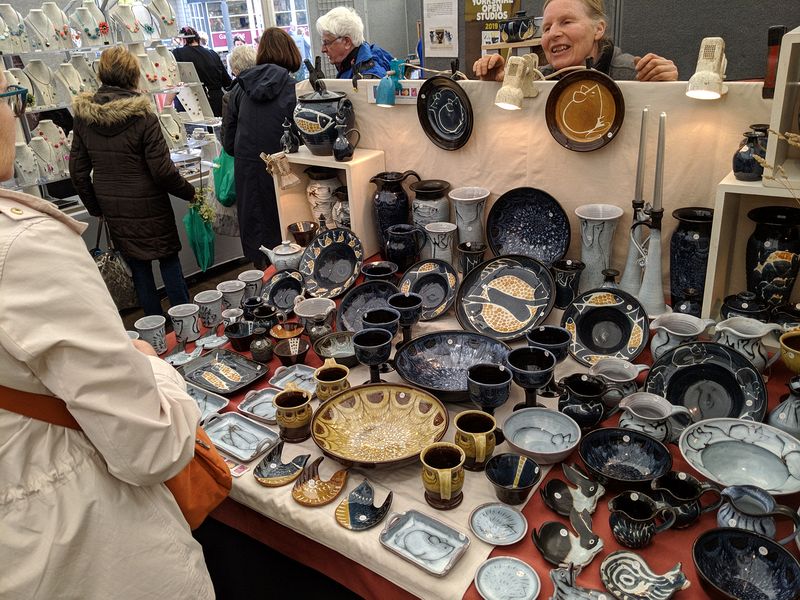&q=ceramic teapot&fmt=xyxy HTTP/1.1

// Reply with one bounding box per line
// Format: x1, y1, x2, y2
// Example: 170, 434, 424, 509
714, 316, 782, 373
650, 313, 714, 362
259, 240, 303, 272
618, 392, 692, 443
